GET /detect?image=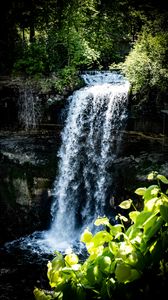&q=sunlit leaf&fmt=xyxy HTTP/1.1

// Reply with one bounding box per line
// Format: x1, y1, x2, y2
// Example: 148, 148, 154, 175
65, 253, 79, 266
51, 255, 65, 271
116, 261, 141, 283
71, 264, 81, 271
135, 187, 146, 196
109, 241, 119, 256
126, 224, 140, 239
135, 211, 152, 227
110, 224, 124, 236
117, 242, 134, 258
144, 214, 158, 233
92, 231, 112, 246
147, 172, 155, 180
147, 171, 158, 180
144, 185, 160, 201
118, 214, 128, 222
143, 216, 164, 242
157, 174, 168, 184
87, 245, 104, 259
129, 211, 140, 223
80, 228, 93, 243
126, 252, 137, 264
94, 216, 110, 227
149, 240, 157, 253
34, 288, 52, 300
119, 199, 132, 209
144, 197, 158, 212
151, 187, 160, 195
162, 193, 168, 201
115, 263, 139, 283
98, 255, 112, 274
47, 255, 65, 288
